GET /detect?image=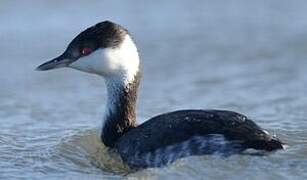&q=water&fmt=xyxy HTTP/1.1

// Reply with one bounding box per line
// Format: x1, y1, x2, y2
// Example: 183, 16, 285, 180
1, 0, 307, 179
